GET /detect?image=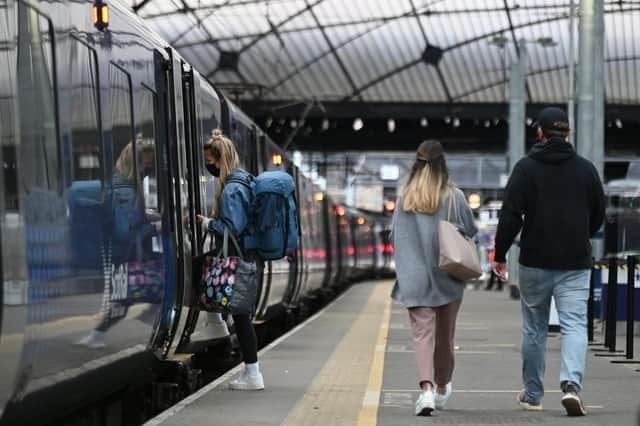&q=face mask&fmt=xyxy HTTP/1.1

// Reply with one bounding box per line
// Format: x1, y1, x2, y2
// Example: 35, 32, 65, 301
206, 164, 220, 177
